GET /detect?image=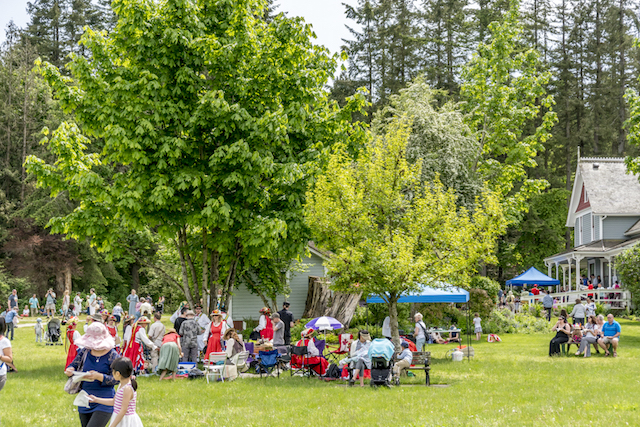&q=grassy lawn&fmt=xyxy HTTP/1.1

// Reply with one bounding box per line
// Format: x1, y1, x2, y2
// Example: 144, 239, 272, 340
1, 317, 639, 426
